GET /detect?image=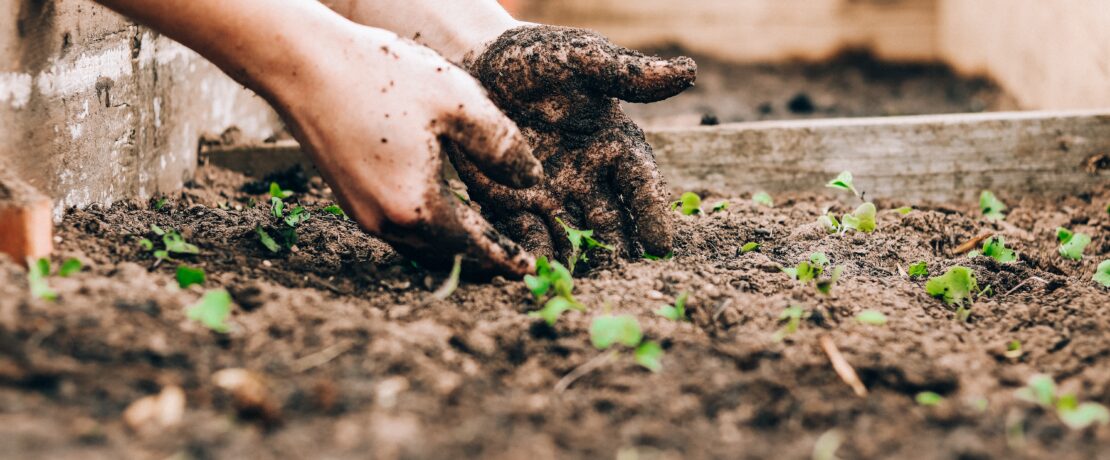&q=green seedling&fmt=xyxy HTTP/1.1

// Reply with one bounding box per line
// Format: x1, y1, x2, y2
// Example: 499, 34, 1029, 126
187, 289, 233, 333
58, 258, 83, 277
1056, 227, 1090, 260
556, 218, 614, 272
841, 202, 877, 233
655, 292, 688, 321
176, 265, 206, 289
772, 305, 808, 342
783, 252, 829, 282
895, 206, 913, 215
856, 310, 887, 326
26, 257, 57, 301
818, 212, 840, 233
1015, 374, 1110, 430
322, 204, 349, 220
1004, 340, 1023, 359
711, 201, 730, 213
141, 225, 199, 262
908, 261, 928, 278
269, 182, 293, 199
1094, 260, 1110, 288
530, 297, 579, 326
826, 171, 859, 197
429, 254, 463, 302
139, 238, 154, 251
634, 341, 664, 373
815, 266, 844, 295
740, 242, 760, 254
270, 197, 285, 218
980, 190, 1007, 221
525, 256, 583, 325
925, 266, 979, 308
642, 252, 674, 261
256, 227, 281, 253
153, 198, 168, 211
284, 205, 310, 227
752, 192, 774, 208
916, 391, 944, 406
672, 192, 702, 215
977, 236, 1018, 263
589, 314, 663, 372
